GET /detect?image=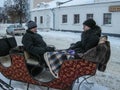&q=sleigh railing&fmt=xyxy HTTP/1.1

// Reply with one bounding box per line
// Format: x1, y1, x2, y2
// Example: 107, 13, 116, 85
0, 37, 111, 90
